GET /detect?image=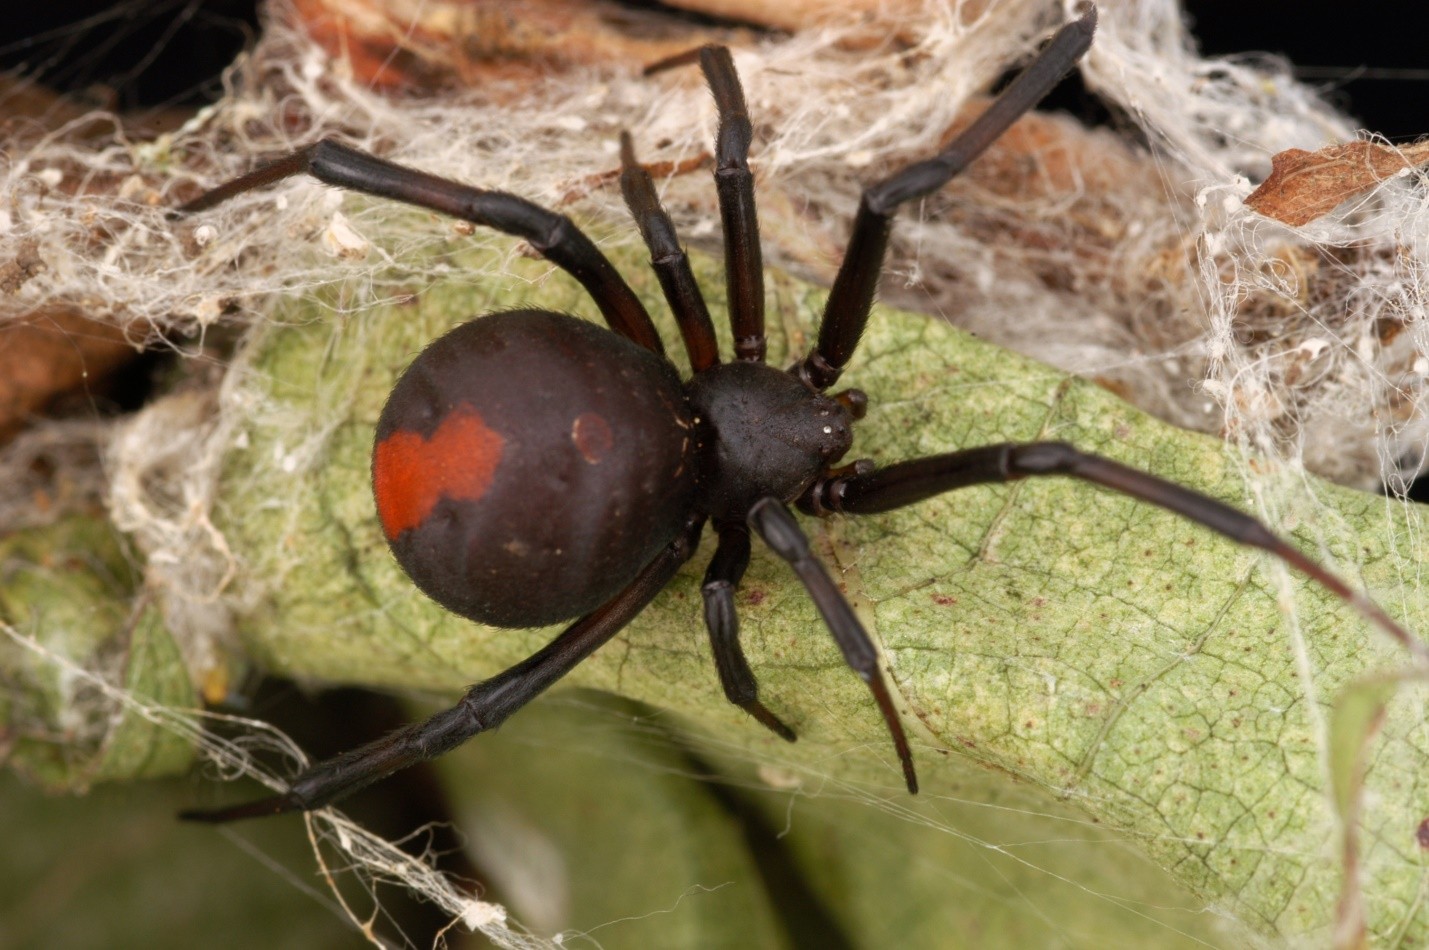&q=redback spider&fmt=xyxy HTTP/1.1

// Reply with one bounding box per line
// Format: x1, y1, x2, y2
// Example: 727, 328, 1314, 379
176, 5, 1414, 822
